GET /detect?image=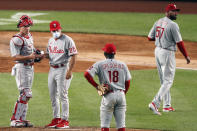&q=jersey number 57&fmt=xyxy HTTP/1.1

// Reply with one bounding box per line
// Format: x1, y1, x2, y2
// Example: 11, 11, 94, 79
156, 26, 165, 38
